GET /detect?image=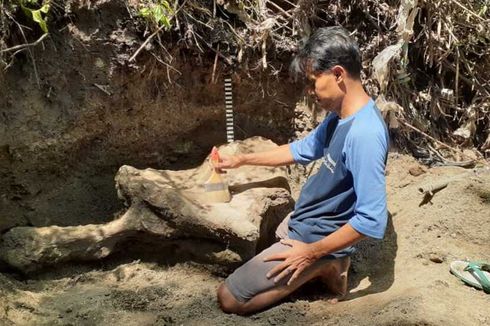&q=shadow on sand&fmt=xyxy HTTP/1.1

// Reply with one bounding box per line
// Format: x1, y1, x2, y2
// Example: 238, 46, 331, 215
345, 211, 397, 300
